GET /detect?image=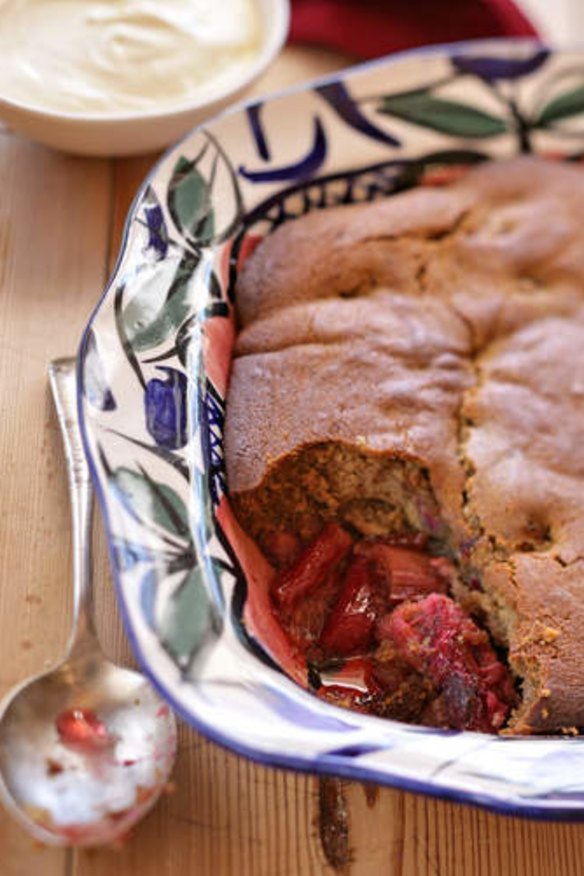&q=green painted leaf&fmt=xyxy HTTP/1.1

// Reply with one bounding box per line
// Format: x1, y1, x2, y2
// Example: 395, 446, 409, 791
111, 466, 191, 540
168, 154, 215, 245
378, 92, 507, 137
160, 566, 213, 666
167, 136, 244, 247
122, 252, 198, 352
535, 83, 584, 127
